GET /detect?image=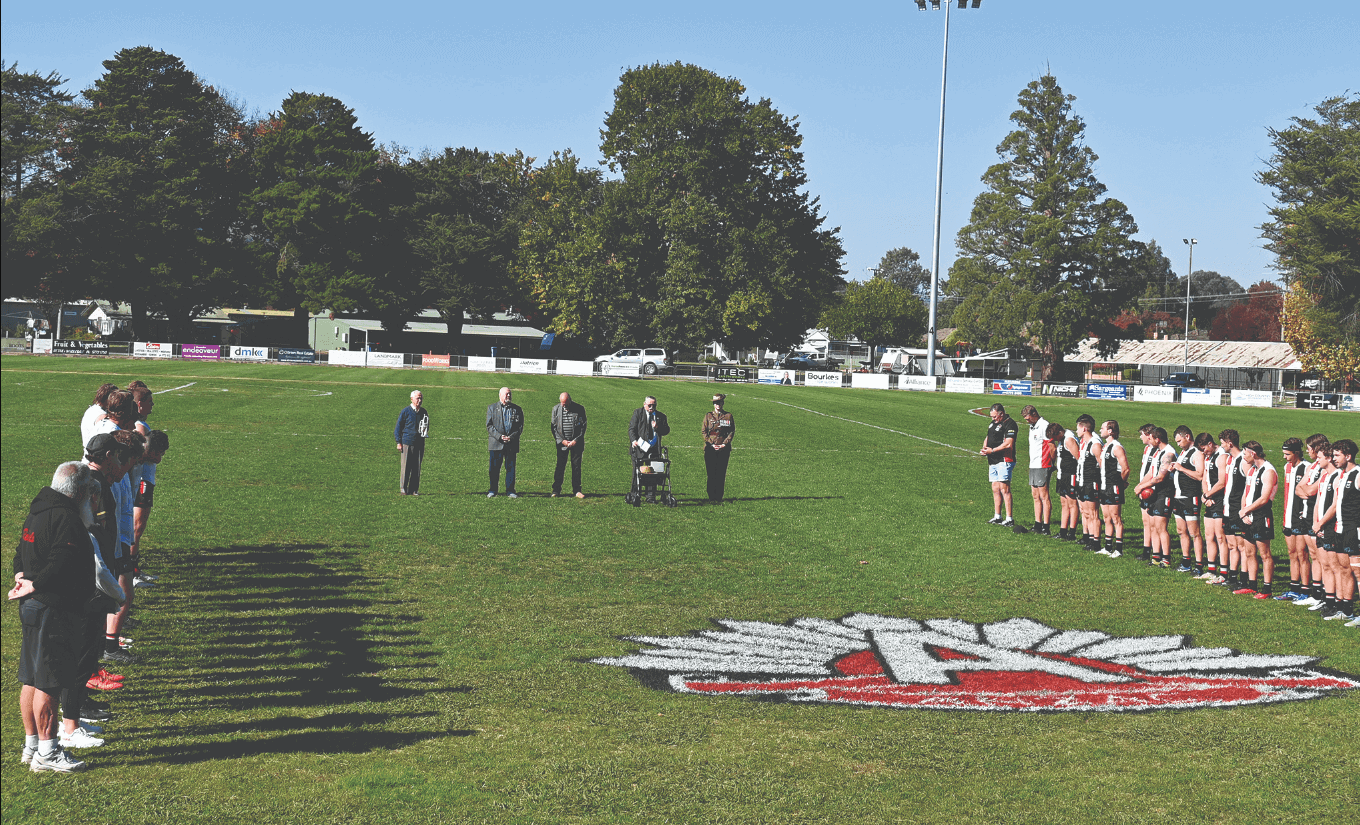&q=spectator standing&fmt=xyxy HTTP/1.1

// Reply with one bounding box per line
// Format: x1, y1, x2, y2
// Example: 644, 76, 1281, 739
395, 391, 430, 496
486, 387, 523, 498
550, 392, 587, 498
